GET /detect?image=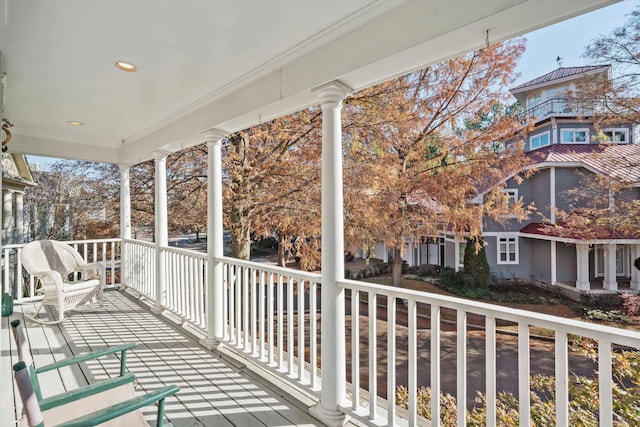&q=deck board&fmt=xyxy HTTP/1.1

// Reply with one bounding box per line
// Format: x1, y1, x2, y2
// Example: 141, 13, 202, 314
1, 288, 323, 427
